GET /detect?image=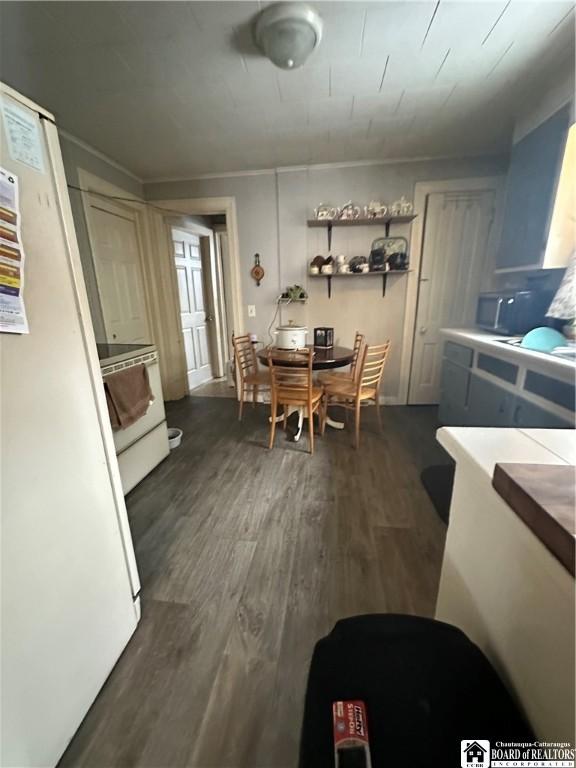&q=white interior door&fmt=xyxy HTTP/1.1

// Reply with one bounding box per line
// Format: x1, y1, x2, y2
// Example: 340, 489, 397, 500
408, 188, 496, 404
87, 198, 150, 343
172, 228, 213, 390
